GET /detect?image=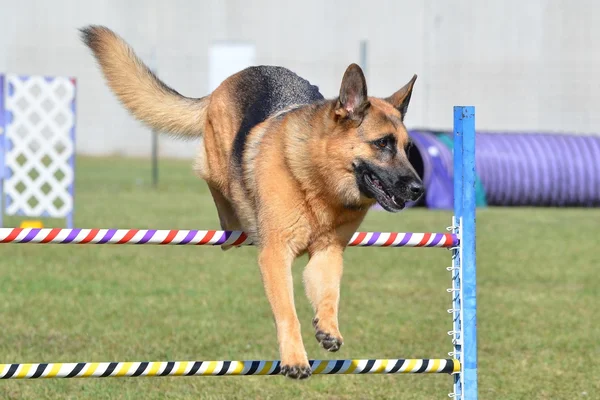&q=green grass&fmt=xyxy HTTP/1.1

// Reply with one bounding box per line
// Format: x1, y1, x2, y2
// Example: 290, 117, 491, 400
1, 156, 599, 400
